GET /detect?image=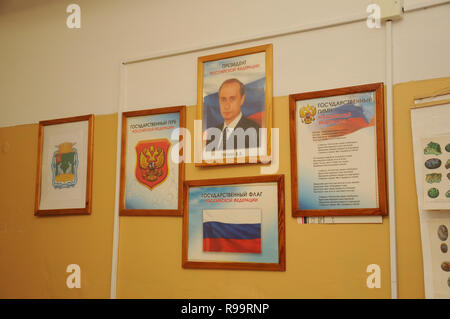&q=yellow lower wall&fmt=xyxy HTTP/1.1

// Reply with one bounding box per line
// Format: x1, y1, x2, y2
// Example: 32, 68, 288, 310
393, 77, 450, 298
0, 115, 117, 298
5, 95, 433, 298
117, 96, 391, 298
